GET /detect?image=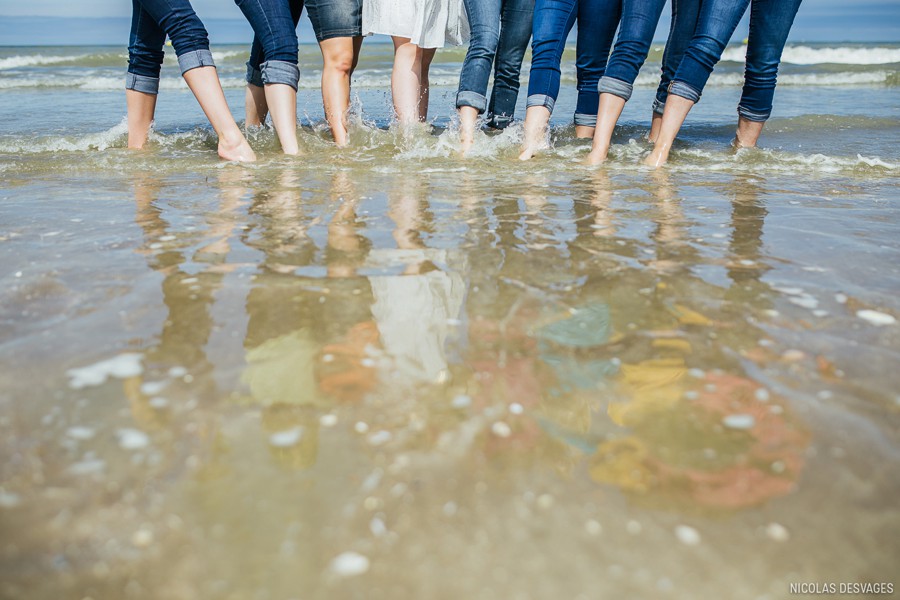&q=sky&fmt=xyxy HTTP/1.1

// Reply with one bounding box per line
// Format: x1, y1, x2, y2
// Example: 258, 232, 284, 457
0, 0, 898, 44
